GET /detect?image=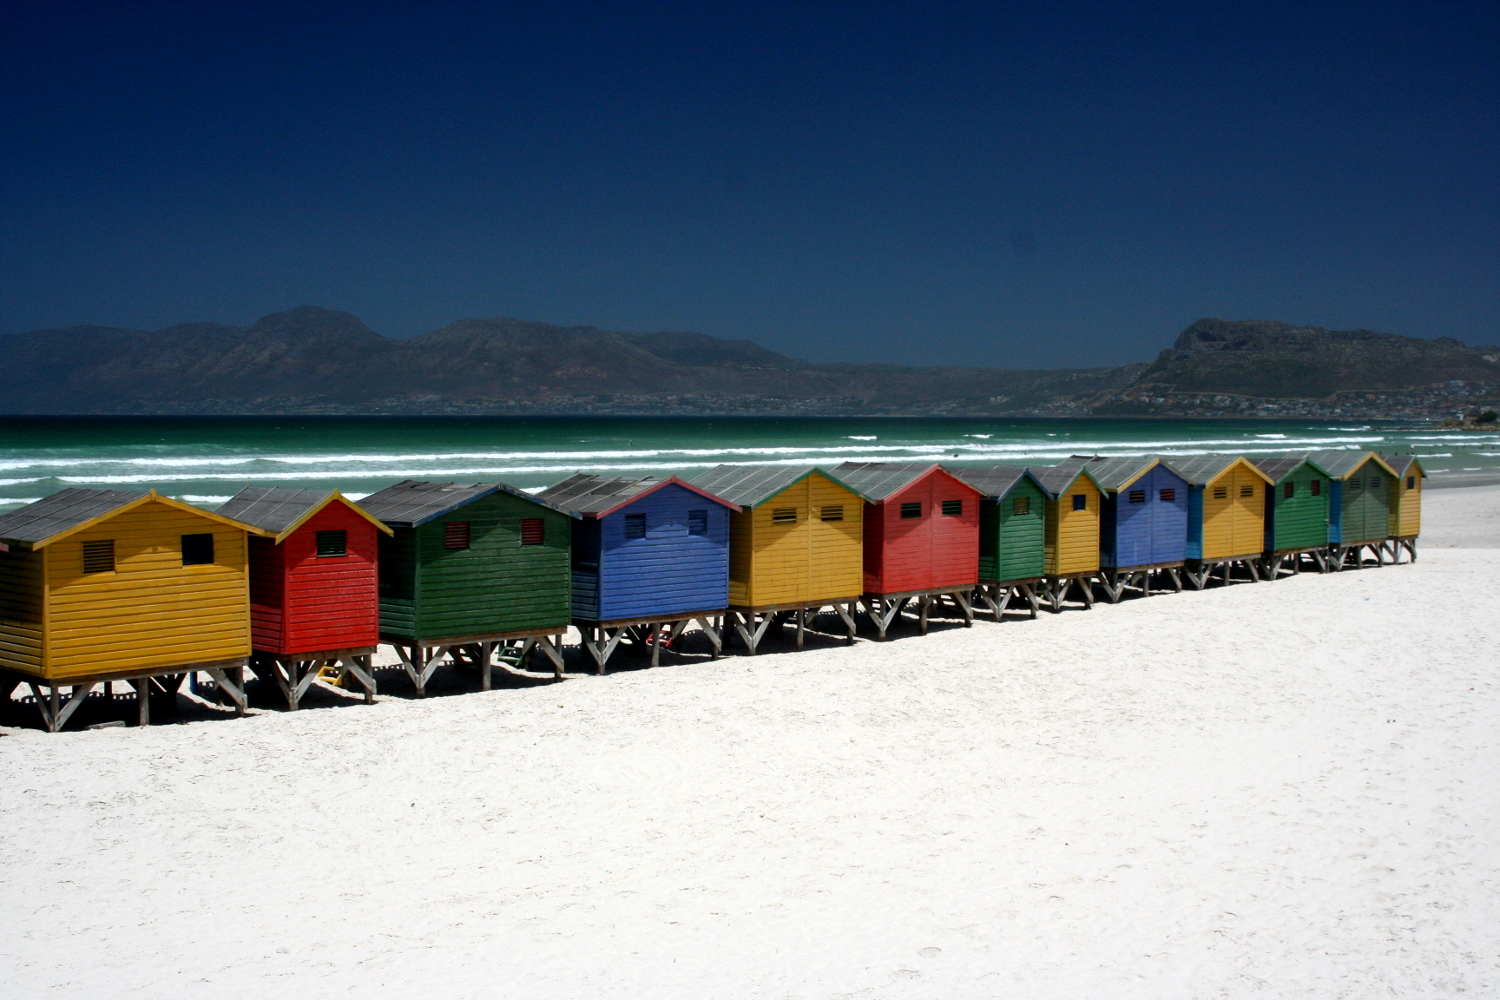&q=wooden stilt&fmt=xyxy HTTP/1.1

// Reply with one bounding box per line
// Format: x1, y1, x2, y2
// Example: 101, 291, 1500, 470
135, 677, 150, 727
